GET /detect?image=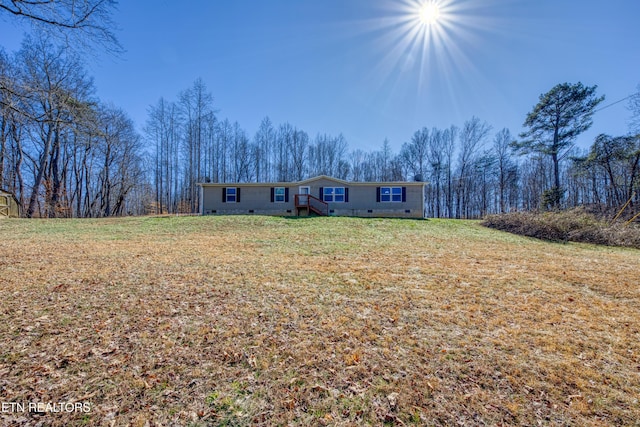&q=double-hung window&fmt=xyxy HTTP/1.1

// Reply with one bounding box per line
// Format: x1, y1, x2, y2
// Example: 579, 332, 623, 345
270, 187, 289, 203
225, 187, 238, 203
274, 187, 285, 202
